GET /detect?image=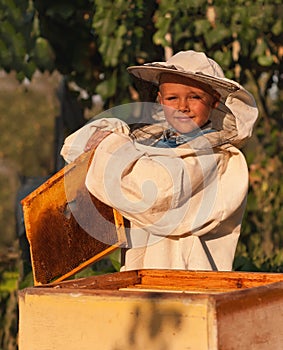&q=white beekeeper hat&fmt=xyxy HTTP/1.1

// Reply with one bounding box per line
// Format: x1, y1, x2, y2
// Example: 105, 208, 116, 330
129, 51, 246, 100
